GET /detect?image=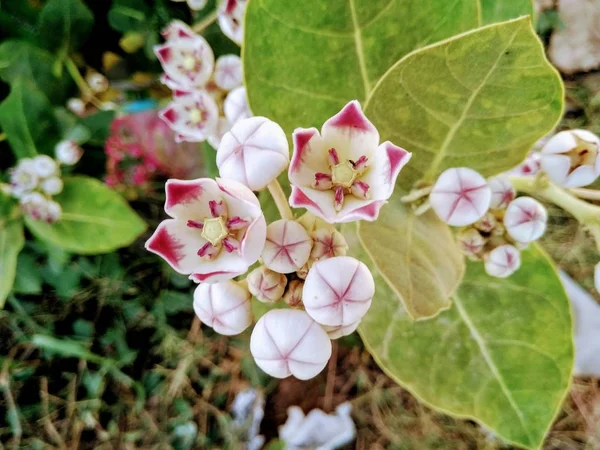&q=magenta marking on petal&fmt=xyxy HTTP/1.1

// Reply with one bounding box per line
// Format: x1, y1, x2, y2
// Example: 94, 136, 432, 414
352, 155, 368, 171
351, 180, 370, 199
146, 226, 184, 267
209, 200, 219, 217
190, 271, 232, 283
165, 180, 203, 210
291, 128, 318, 172
160, 107, 178, 125
327, 100, 374, 132
314, 172, 333, 190
344, 201, 385, 222
155, 46, 172, 64
187, 220, 204, 229
197, 242, 213, 257
382, 142, 411, 184
289, 187, 324, 215
225, 0, 237, 14
223, 237, 240, 253
173, 89, 193, 98
328, 148, 340, 166
334, 186, 344, 210
226, 216, 249, 230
